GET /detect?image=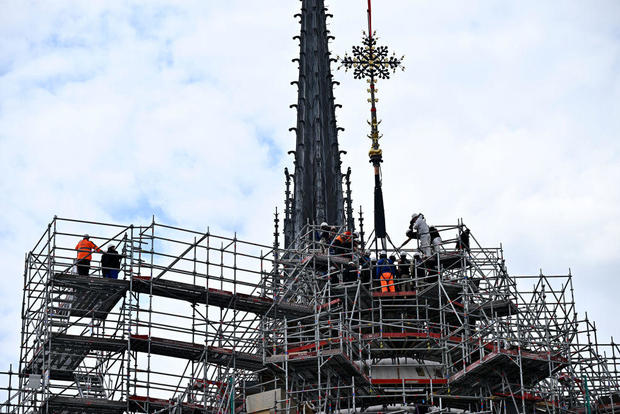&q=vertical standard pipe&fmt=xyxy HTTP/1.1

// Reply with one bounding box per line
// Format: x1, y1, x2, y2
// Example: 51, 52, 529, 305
284, 316, 289, 414
146, 225, 153, 408
8, 364, 12, 412
229, 376, 235, 414
516, 321, 526, 414
204, 230, 210, 409
191, 235, 197, 405
584, 376, 591, 414
43, 221, 52, 414
232, 233, 238, 411
127, 224, 135, 403
18, 251, 29, 411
